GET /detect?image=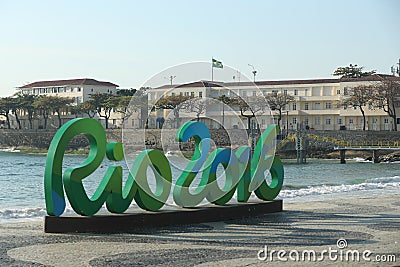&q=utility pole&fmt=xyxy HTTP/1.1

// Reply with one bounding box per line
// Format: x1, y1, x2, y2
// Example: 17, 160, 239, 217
164, 75, 176, 85
248, 64, 257, 82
